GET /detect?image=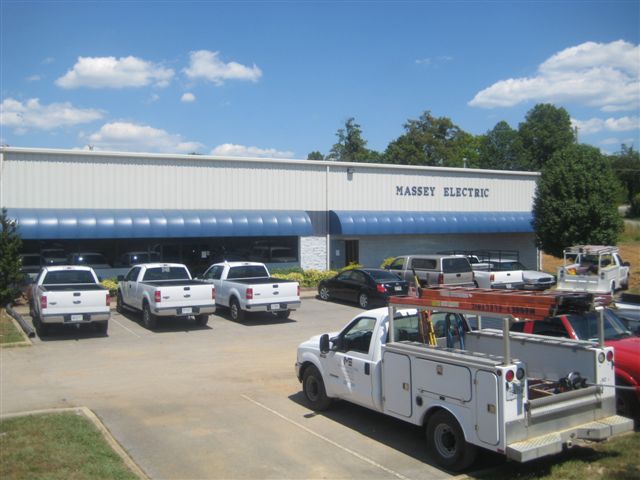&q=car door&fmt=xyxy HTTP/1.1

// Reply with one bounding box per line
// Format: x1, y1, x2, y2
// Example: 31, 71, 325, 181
346, 270, 368, 303
122, 267, 141, 306
330, 271, 352, 301
201, 265, 224, 304
322, 316, 376, 407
